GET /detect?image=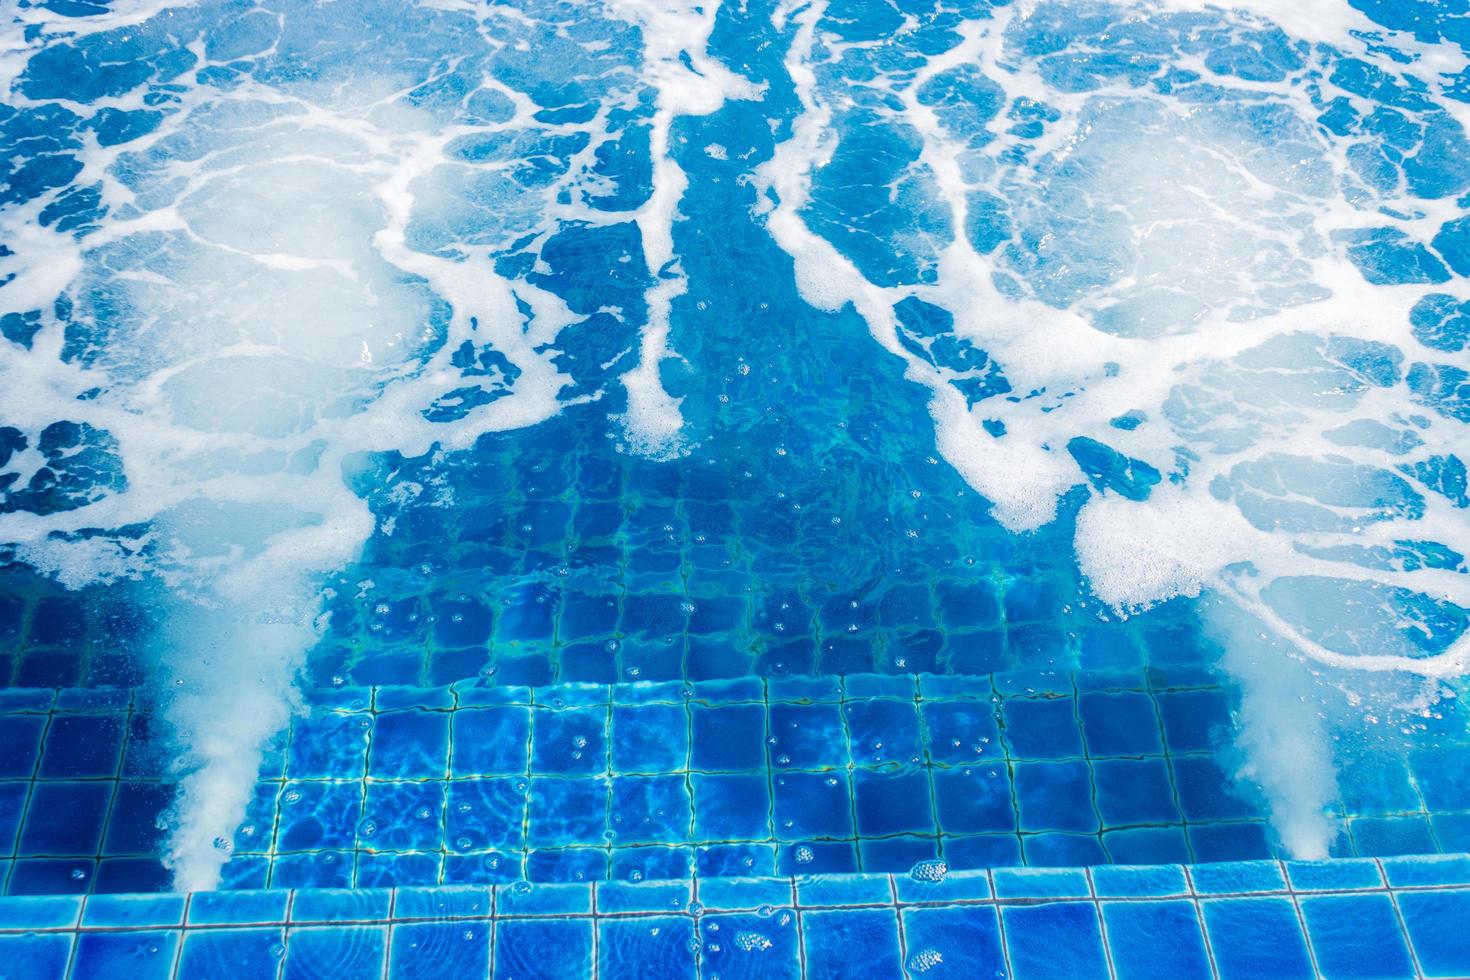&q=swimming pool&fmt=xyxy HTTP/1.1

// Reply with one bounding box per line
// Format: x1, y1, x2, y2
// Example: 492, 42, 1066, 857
1, 0, 1468, 975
